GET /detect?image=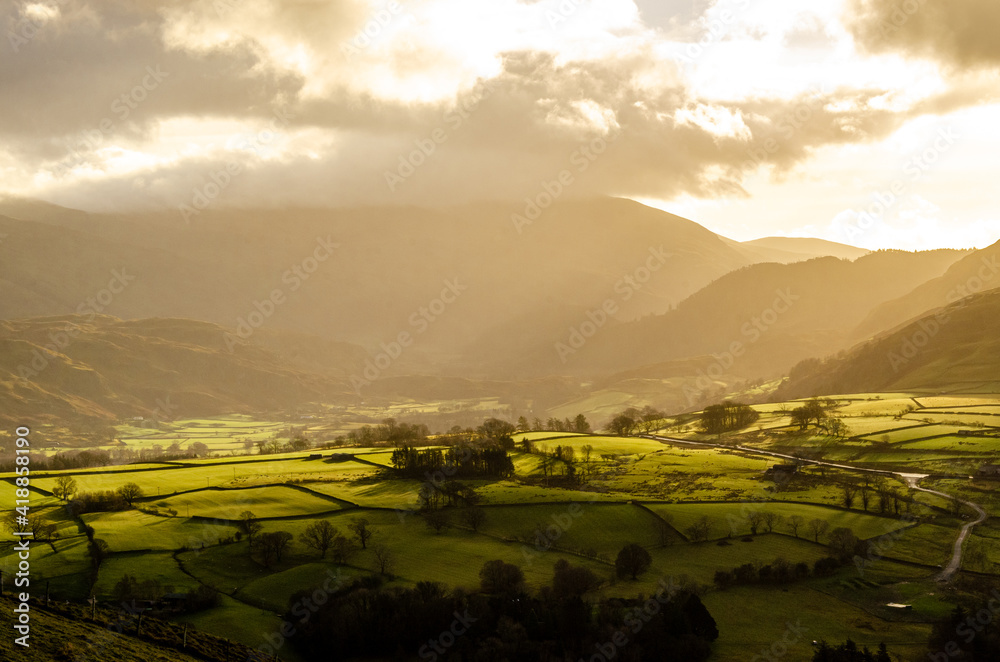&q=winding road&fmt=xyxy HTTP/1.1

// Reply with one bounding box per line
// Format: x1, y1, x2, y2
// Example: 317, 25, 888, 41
643, 434, 988, 581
